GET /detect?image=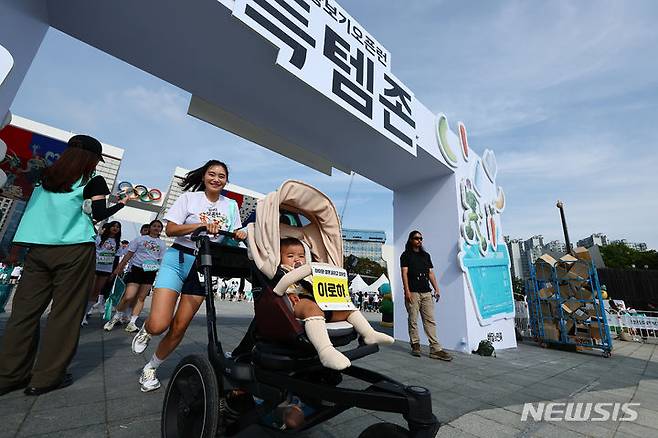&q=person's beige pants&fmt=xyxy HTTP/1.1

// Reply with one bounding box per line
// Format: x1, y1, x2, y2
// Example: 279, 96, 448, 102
405, 291, 442, 352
